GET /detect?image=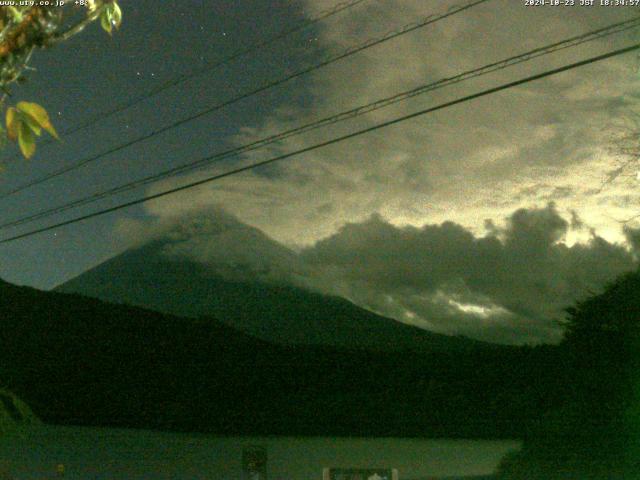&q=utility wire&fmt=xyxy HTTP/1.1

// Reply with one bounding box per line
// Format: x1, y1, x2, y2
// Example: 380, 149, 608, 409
27, 0, 372, 148
0, 0, 491, 199
1, 42, 637, 244
2, 17, 638, 230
